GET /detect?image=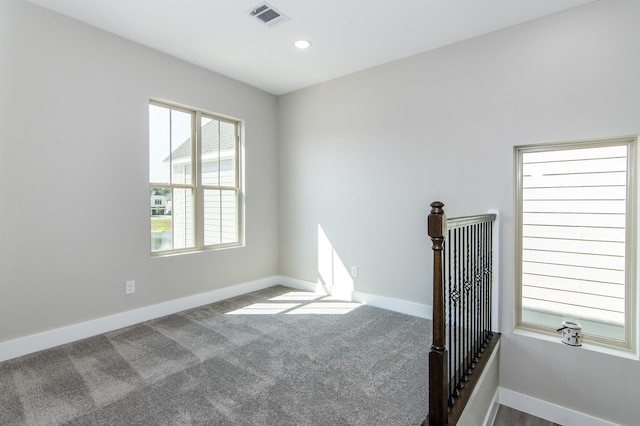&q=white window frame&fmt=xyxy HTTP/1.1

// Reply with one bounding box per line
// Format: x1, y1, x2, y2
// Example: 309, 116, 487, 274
515, 136, 637, 353
149, 99, 243, 255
